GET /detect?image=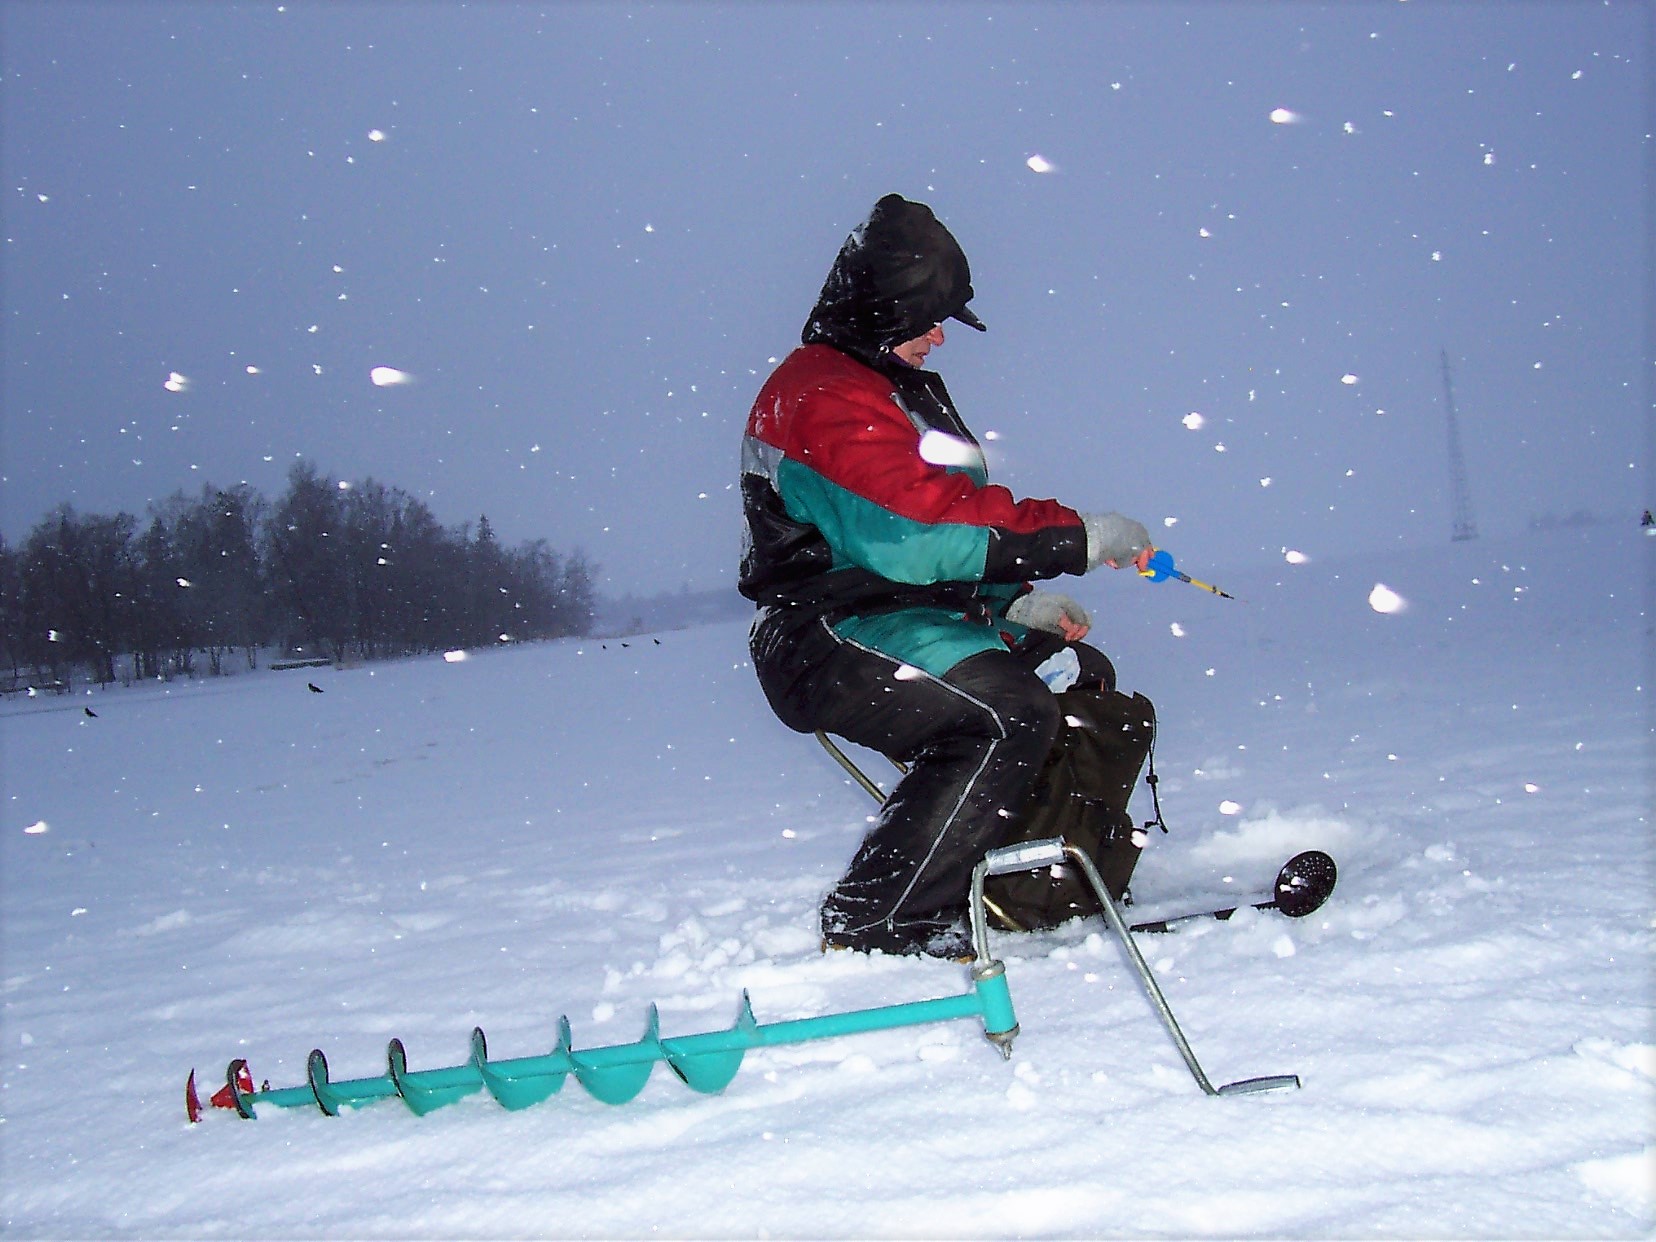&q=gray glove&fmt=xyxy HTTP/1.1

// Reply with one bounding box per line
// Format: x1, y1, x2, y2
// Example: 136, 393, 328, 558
1082, 512, 1152, 571
1005, 591, 1091, 636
